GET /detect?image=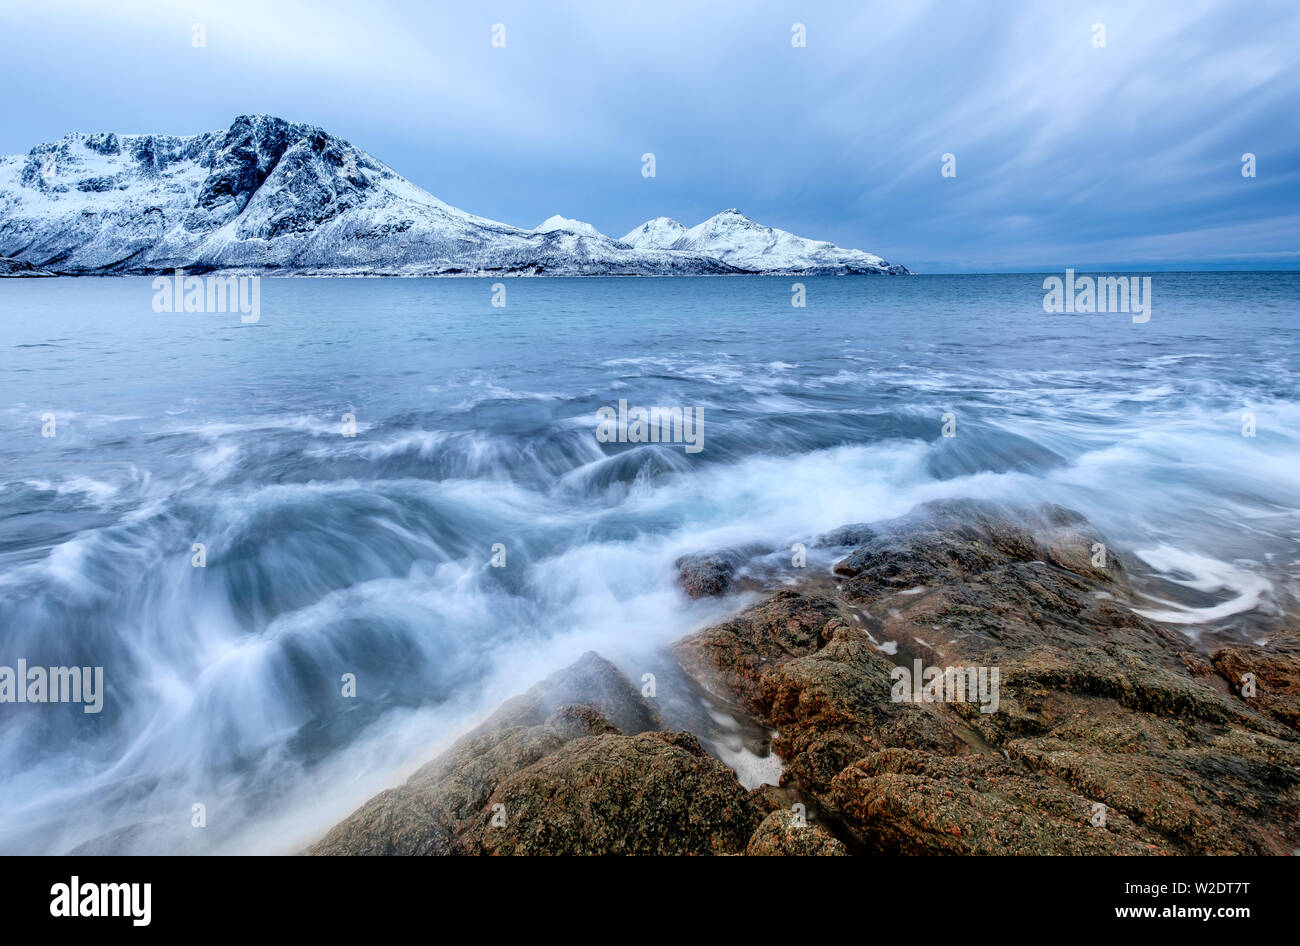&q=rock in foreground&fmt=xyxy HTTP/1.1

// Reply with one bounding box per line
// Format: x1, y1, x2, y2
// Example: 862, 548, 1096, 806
309, 652, 763, 855
675, 500, 1300, 854
314, 501, 1300, 855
